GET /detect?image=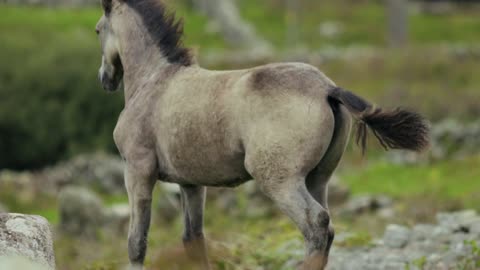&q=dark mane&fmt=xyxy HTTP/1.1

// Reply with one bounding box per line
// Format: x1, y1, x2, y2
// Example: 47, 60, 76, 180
125, 0, 192, 66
